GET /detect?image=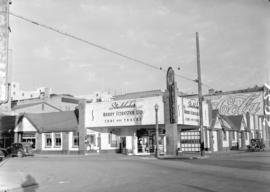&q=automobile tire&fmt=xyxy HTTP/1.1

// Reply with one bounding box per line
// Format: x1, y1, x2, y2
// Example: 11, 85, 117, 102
17, 151, 23, 158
